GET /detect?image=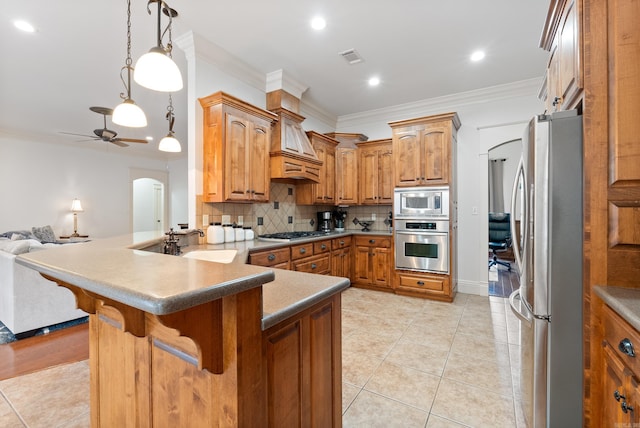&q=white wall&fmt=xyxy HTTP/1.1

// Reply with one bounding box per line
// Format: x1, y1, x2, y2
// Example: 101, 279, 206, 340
0, 136, 179, 238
